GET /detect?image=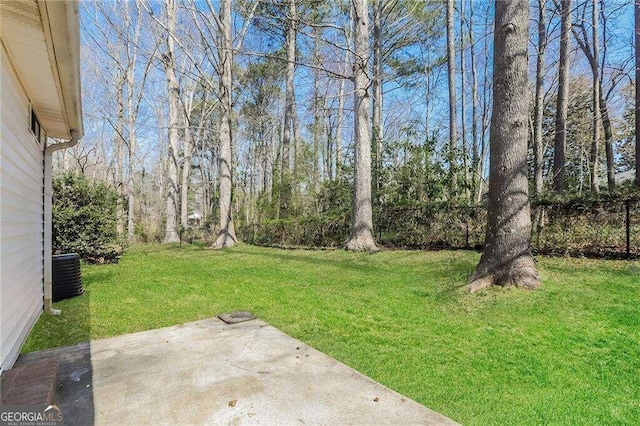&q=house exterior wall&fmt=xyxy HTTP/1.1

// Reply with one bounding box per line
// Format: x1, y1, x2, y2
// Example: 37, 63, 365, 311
0, 43, 45, 372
